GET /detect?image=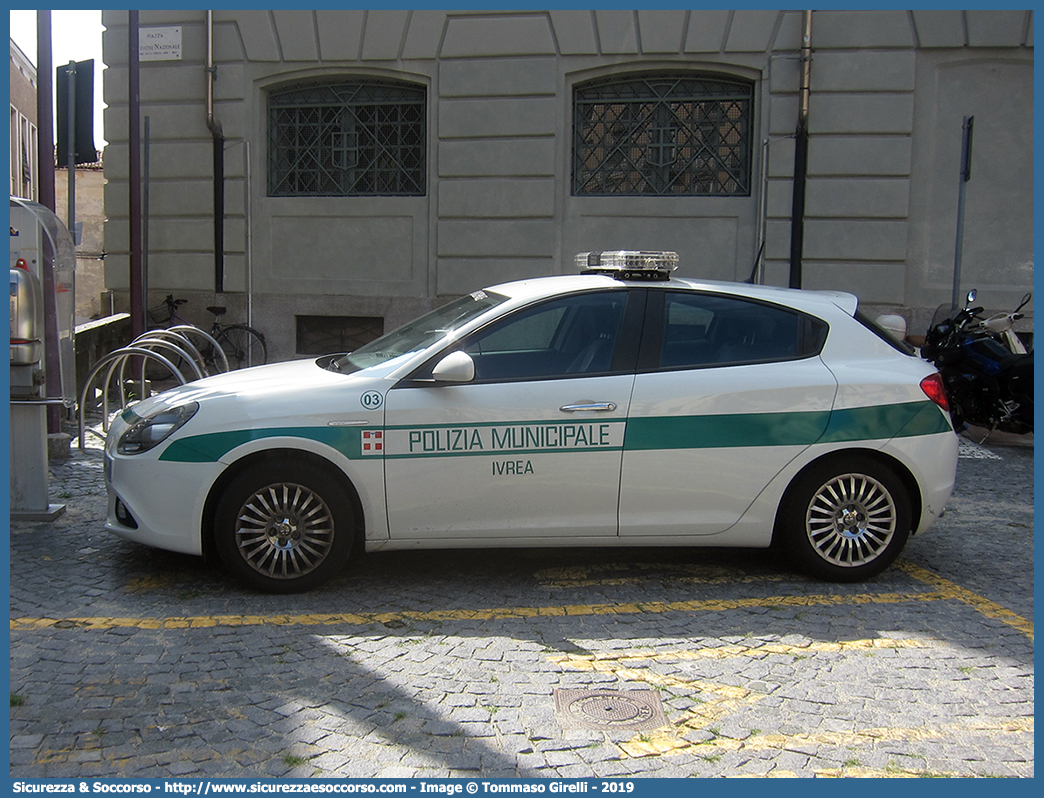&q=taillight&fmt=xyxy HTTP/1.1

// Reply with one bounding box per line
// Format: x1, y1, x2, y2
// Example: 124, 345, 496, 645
920, 373, 949, 412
